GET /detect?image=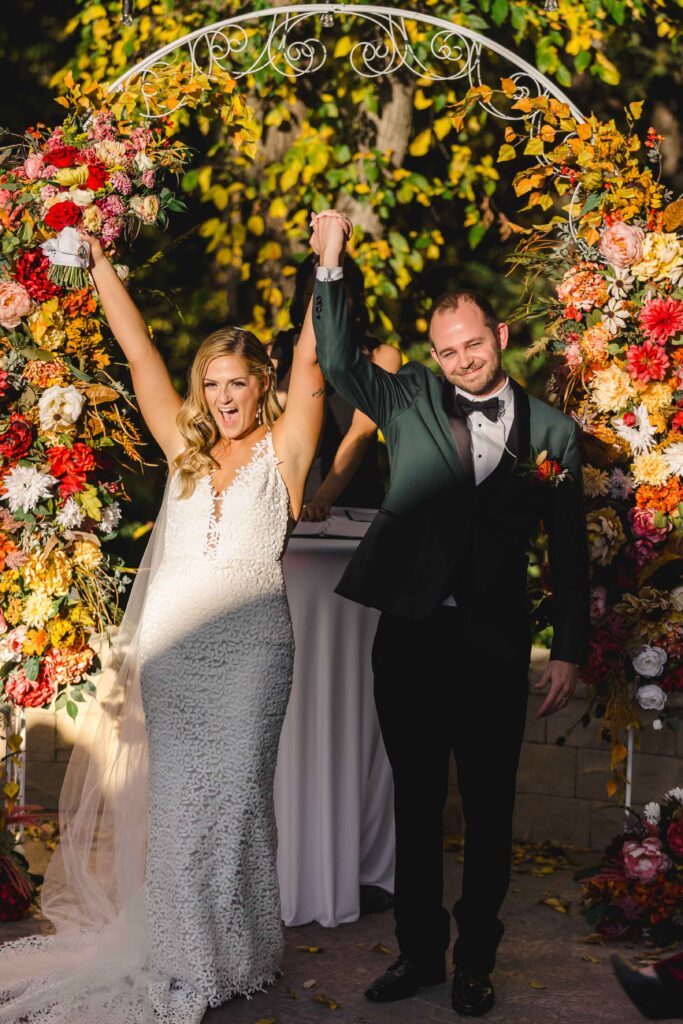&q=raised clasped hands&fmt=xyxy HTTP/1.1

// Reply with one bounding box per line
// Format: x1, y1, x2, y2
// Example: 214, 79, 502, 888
533, 659, 578, 718
309, 209, 353, 264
